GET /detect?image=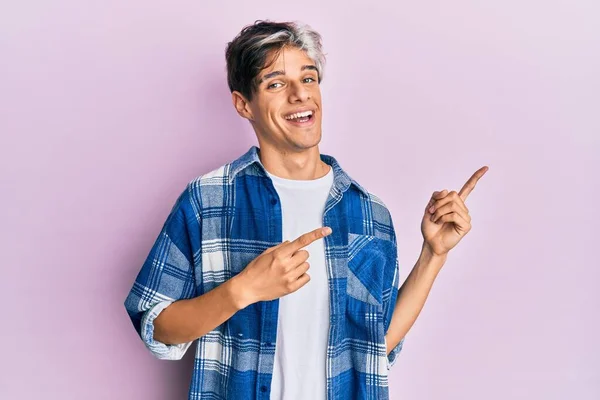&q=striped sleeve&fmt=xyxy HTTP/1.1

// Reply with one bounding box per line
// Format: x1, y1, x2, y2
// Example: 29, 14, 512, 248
124, 185, 199, 360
